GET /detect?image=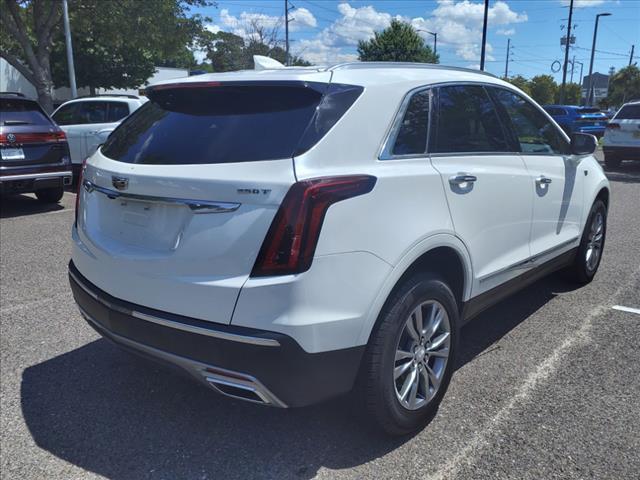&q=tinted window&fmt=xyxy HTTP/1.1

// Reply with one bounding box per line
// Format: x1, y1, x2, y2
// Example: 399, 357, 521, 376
102, 83, 361, 165
490, 88, 569, 155
614, 104, 640, 120
392, 90, 429, 156
53, 101, 111, 125
107, 102, 130, 122
430, 85, 510, 154
545, 107, 566, 116
1, 98, 51, 126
